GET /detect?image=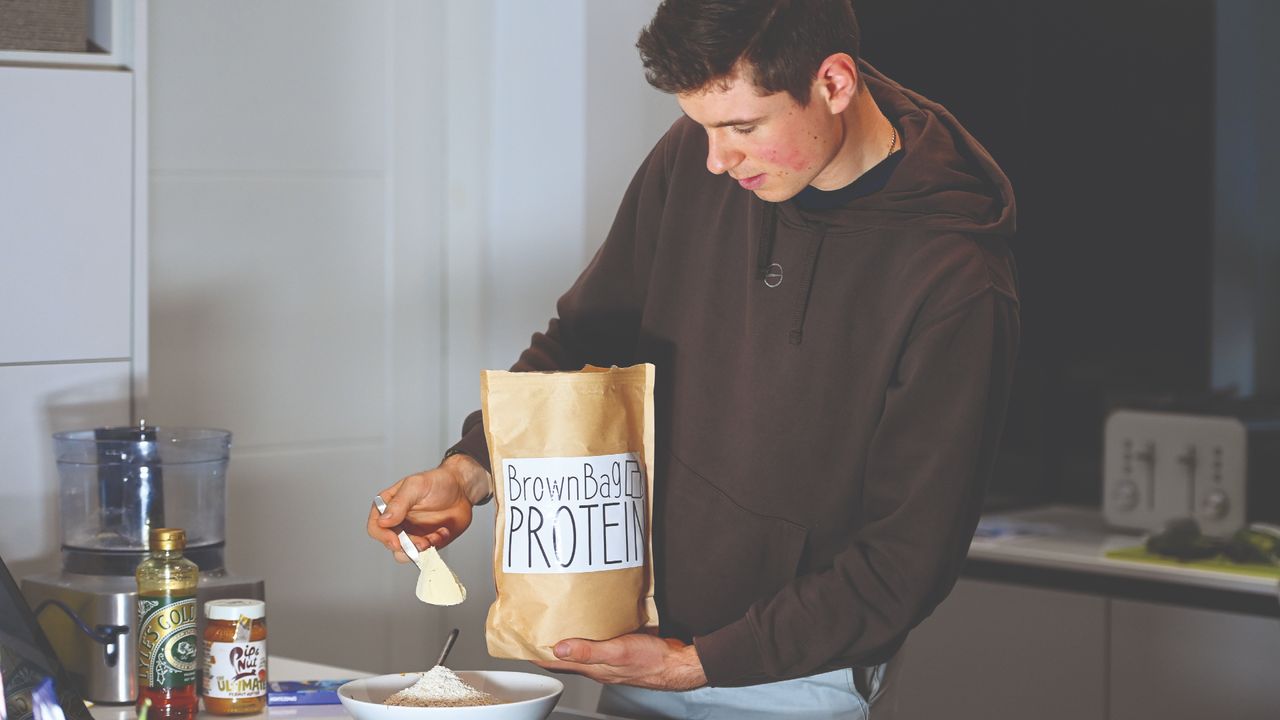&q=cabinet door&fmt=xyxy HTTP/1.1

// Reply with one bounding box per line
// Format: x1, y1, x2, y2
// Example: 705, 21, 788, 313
0, 66, 133, 364
892, 578, 1108, 720
1110, 599, 1280, 720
